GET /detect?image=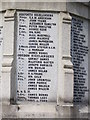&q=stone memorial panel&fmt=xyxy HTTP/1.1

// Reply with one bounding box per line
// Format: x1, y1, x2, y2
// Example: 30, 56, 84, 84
71, 16, 88, 104
16, 11, 59, 102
